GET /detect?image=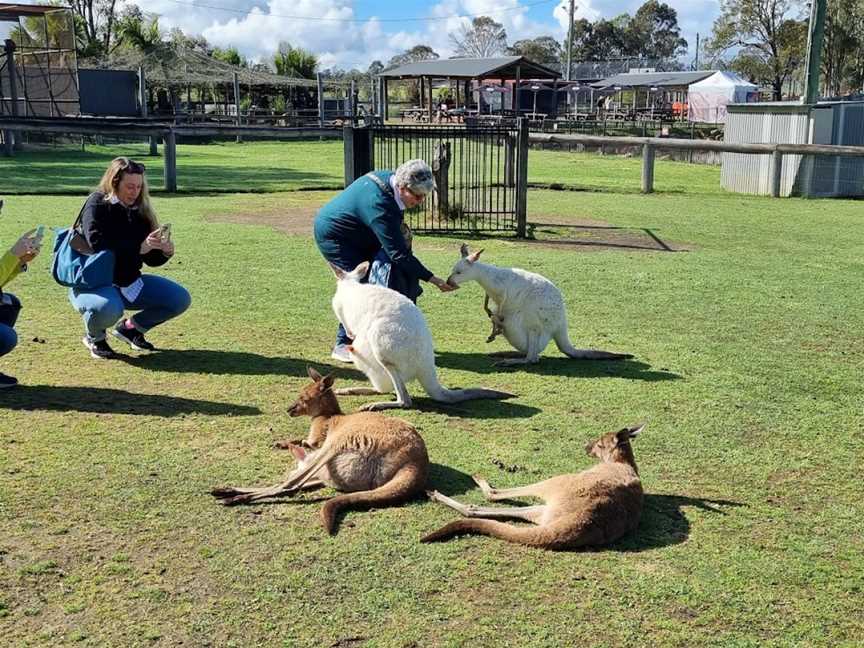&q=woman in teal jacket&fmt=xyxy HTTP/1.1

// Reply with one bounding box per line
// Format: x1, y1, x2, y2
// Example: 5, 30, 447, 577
314, 159, 456, 362
0, 225, 41, 388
